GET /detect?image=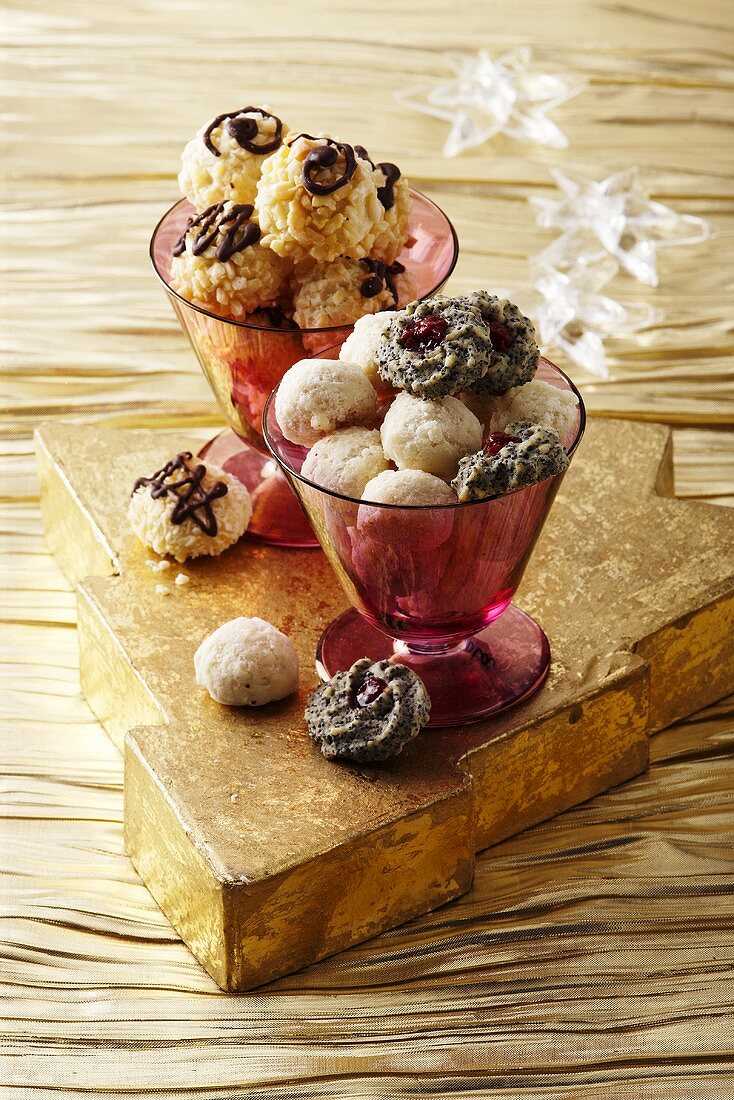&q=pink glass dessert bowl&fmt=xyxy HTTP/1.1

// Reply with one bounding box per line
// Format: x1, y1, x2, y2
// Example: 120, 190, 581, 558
263, 358, 585, 727
149, 191, 459, 547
